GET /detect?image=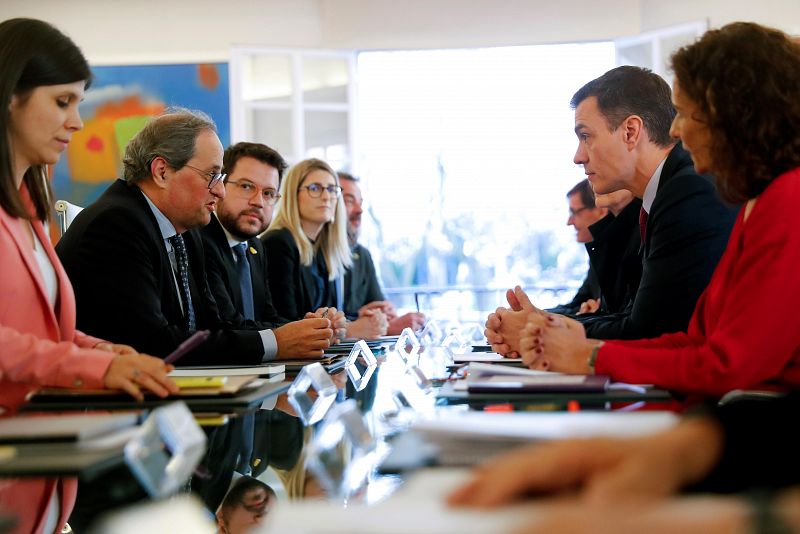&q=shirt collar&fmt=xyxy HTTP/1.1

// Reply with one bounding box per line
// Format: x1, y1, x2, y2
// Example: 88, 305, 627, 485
140, 189, 179, 241
214, 213, 246, 249
641, 156, 667, 214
